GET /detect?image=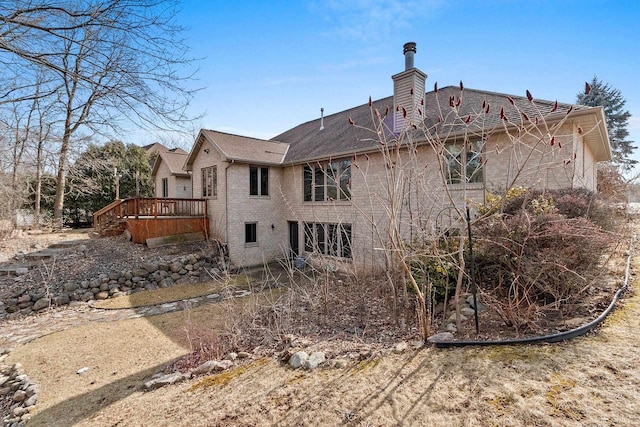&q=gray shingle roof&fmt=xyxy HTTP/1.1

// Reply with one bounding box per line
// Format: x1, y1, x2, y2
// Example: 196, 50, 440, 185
273, 86, 592, 164
184, 129, 289, 168
152, 150, 190, 177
